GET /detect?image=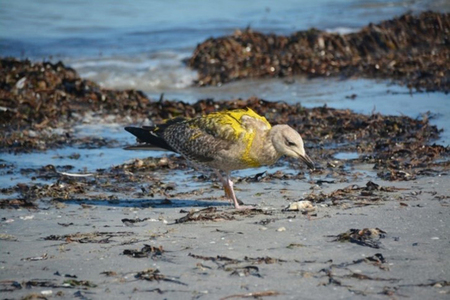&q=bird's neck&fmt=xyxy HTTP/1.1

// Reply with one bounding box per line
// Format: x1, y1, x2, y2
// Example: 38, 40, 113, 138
257, 130, 282, 166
